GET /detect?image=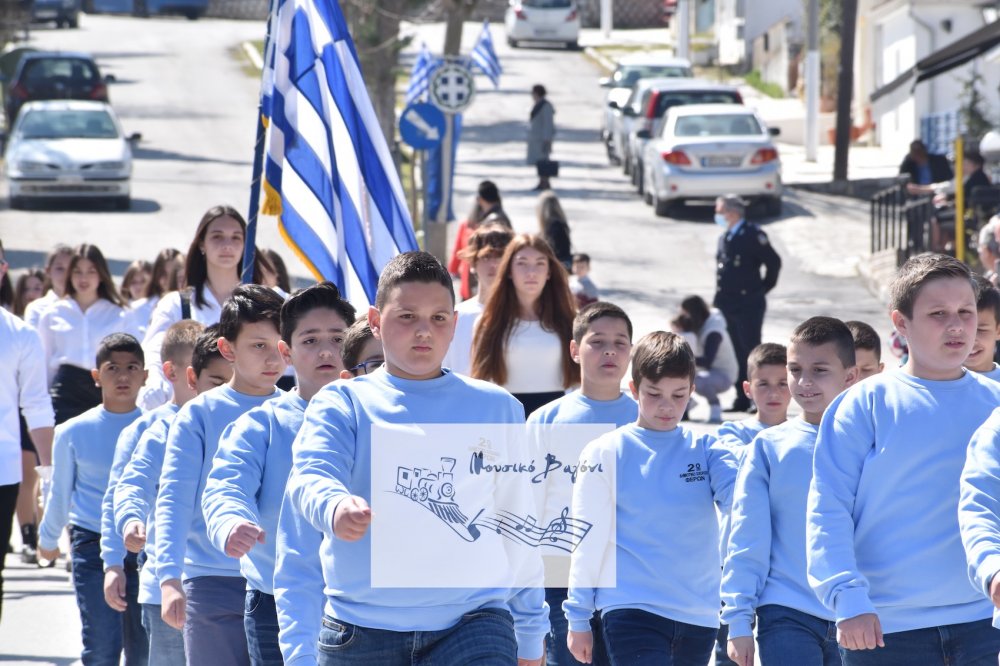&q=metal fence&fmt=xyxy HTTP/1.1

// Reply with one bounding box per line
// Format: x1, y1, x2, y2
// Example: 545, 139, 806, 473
578, 0, 666, 28
870, 178, 932, 263
205, 0, 268, 20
